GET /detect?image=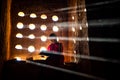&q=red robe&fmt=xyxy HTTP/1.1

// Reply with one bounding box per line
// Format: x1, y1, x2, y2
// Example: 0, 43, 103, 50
47, 42, 64, 66
47, 42, 63, 53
